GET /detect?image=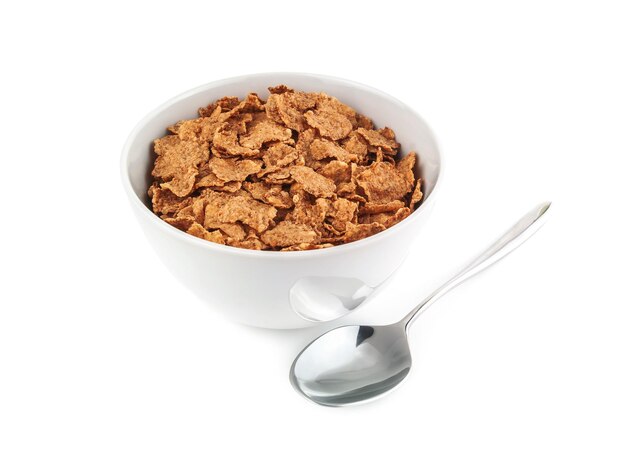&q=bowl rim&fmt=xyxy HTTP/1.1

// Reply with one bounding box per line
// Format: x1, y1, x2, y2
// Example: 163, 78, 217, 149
120, 72, 444, 260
